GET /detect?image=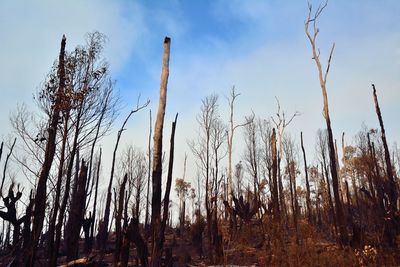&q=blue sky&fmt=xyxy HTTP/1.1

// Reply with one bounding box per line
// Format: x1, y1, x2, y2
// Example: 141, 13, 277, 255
0, 0, 399, 197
